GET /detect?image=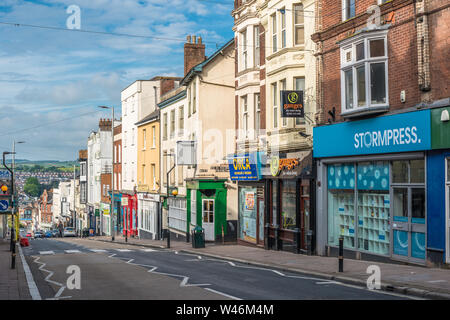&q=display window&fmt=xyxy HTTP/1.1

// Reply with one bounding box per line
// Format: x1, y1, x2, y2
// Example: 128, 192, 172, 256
239, 187, 257, 242
327, 161, 391, 255
281, 180, 296, 230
